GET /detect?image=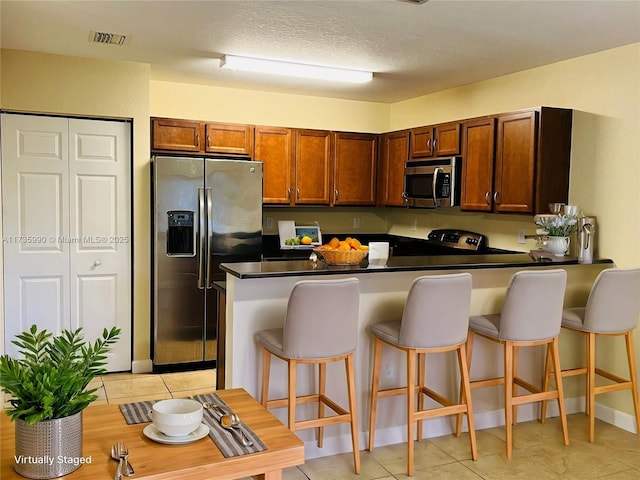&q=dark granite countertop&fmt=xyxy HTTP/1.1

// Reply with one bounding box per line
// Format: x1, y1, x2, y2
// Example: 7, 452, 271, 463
221, 253, 613, 279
